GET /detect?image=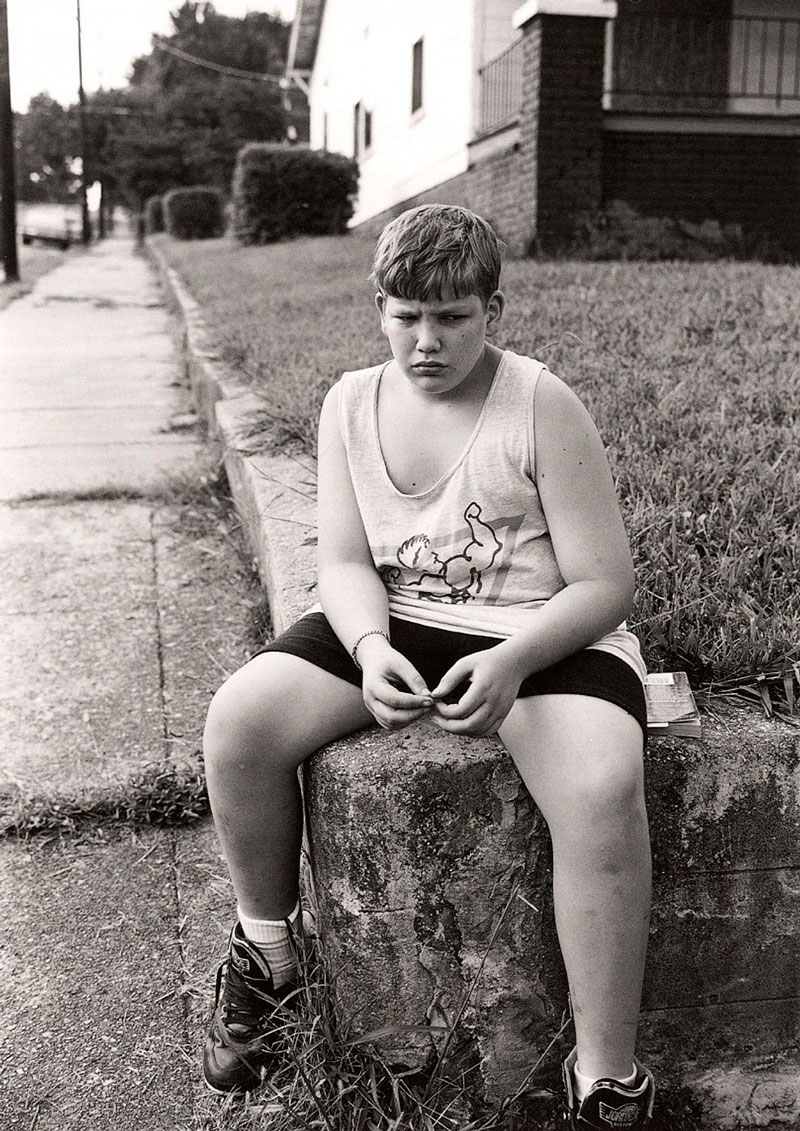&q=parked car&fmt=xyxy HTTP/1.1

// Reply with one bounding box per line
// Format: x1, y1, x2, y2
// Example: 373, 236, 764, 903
20, 204, 81, 249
